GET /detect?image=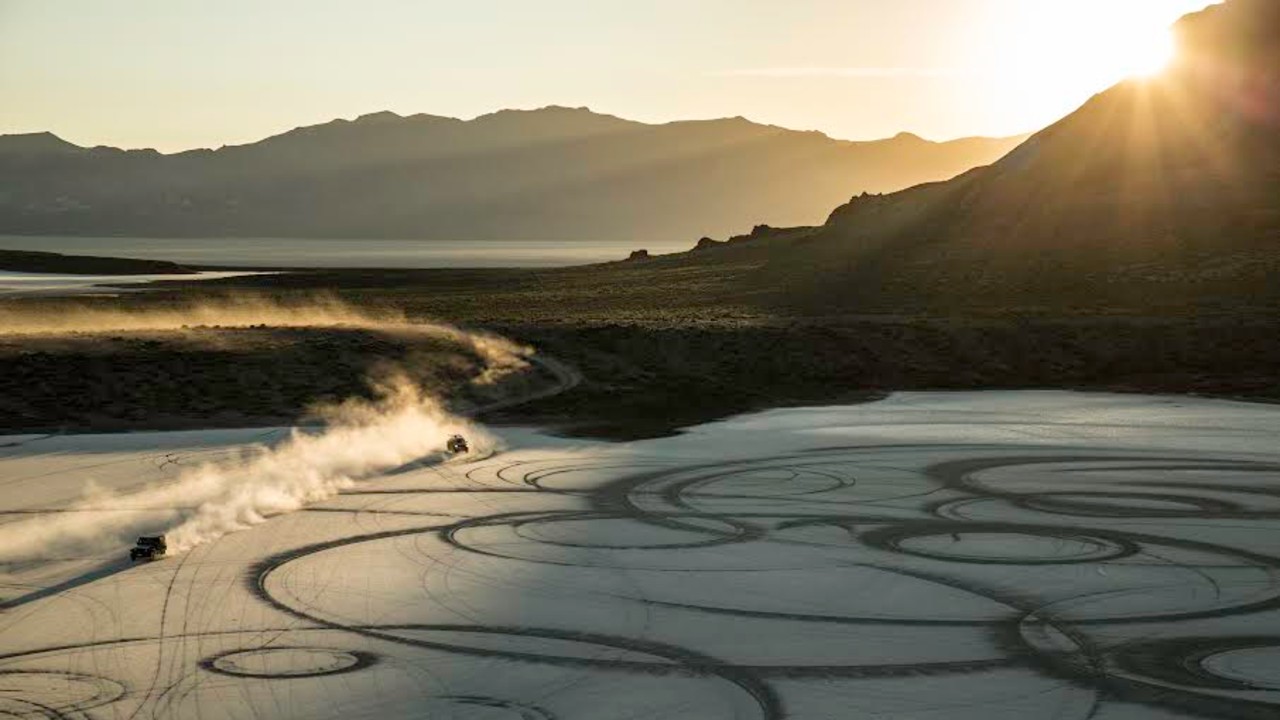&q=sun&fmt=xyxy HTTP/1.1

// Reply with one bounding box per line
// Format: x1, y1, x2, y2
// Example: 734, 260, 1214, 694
969, 1, 1213, 134
1113, 26, 1177, 78
977, 1, 1208, 86
997, 2, 1192, 87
